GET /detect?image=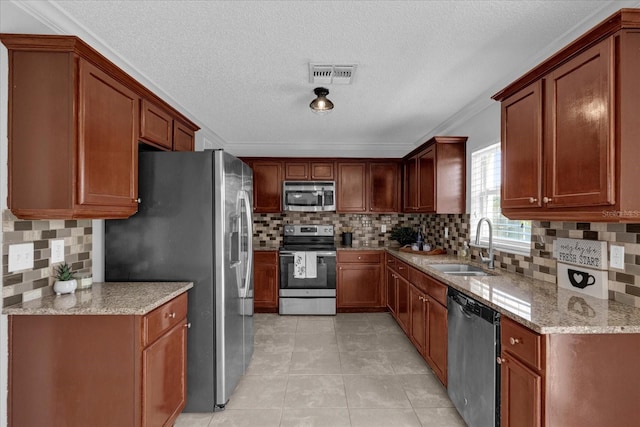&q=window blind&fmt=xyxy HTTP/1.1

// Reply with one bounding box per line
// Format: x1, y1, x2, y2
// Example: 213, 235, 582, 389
470, 143, 531, 255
